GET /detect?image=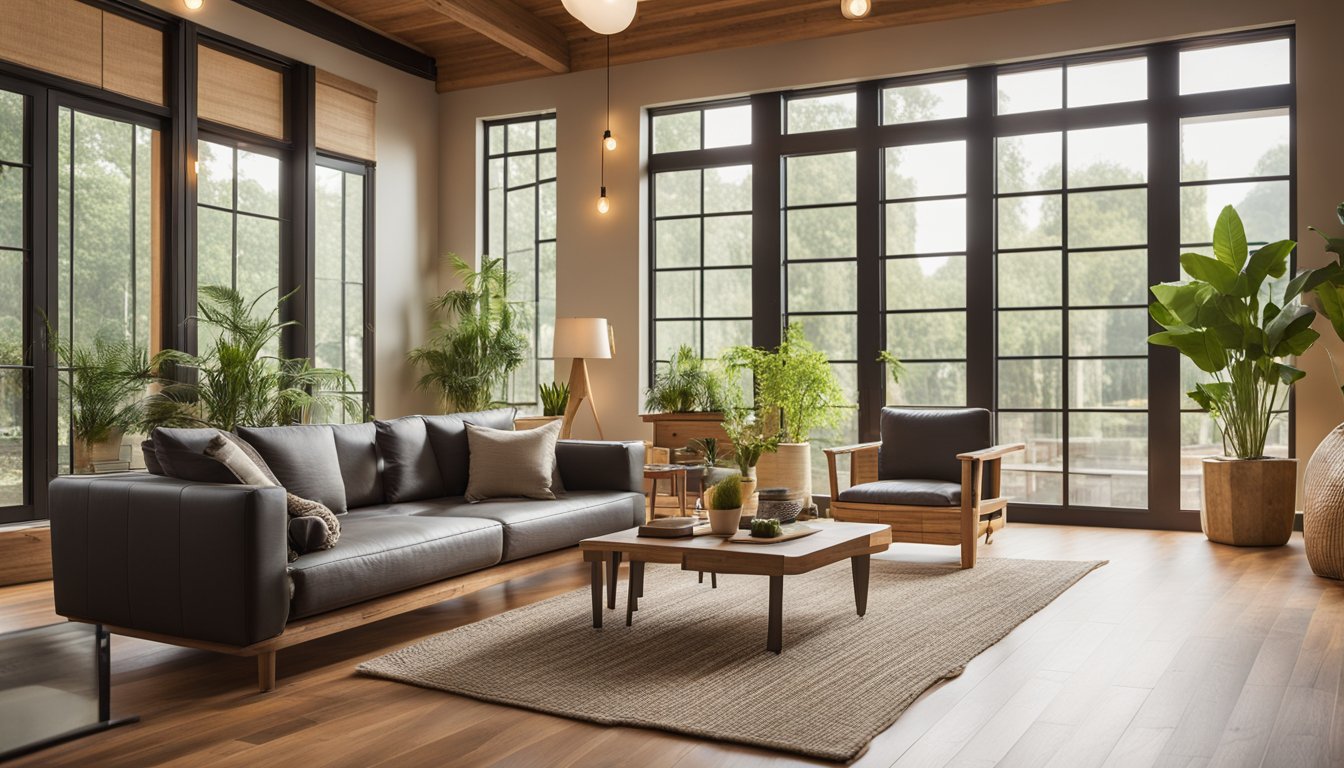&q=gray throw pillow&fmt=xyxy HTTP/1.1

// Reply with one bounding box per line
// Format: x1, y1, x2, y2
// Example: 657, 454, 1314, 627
464, 419, 563, 502
237, 425, 349, 515
152, 427, 239, 484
